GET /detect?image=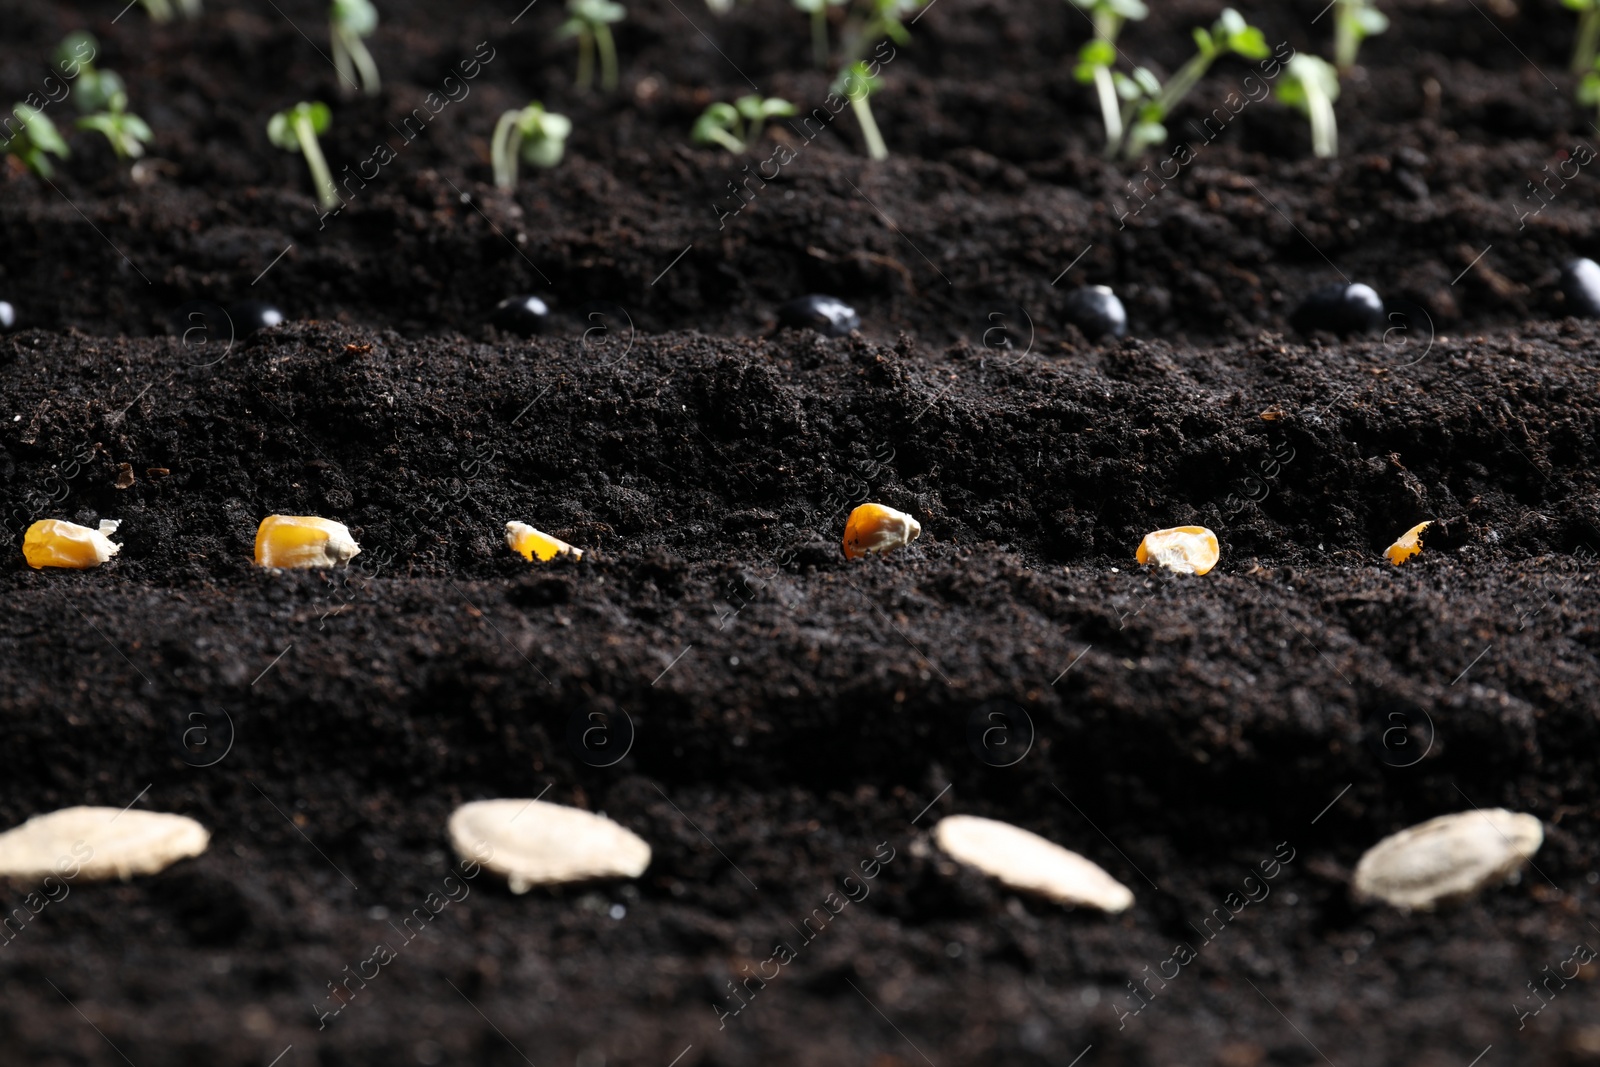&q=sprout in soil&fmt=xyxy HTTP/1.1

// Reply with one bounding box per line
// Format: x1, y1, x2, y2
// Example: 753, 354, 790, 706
793, 0, 847, 68
330, 0, 381, 97
1275, 54, 1340, 159
1110, 66, 1168, 160
561, 0, 627, 93
1568, 0, 1600, 75
1157, 8, 1268, 116
1081, 7, 1266, 159
1070, 0, 1147, 156
55, 33, 124, 115
1333, 0, 1388, 71
492, 102, 573, 190
79, 95, 154, 161
1580, 57, 1600, 125
840, 0, 926, 67
267, 101, 339, 210
138, 0, 199, 21
692, 96, 797, 154
834, 61, 887, 161
2, 104, 69, 178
